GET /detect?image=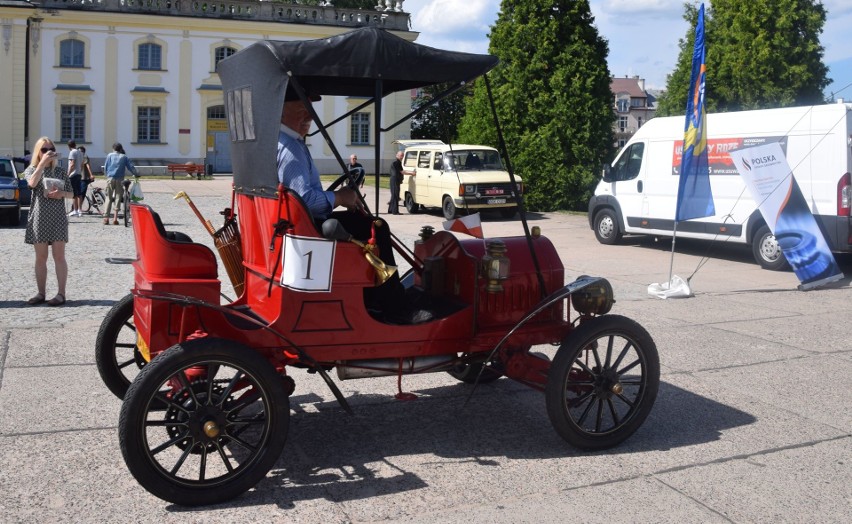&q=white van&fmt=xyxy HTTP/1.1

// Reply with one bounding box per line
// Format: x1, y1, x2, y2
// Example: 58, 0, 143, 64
588, 103, 852, 269
396, 140, 522, 220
